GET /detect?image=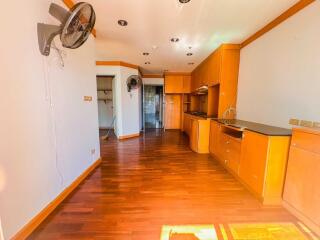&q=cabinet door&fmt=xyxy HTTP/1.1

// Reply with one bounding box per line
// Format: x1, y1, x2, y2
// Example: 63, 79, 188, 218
209, 121, 220, 157
165, 75, 183, 93
207, 49, 221, 86
183, 115, 191, 135
165, 95, 181, 129
190, 119, 199, 152
239, 131, 268, 195
284, 147, 320, 226
218, 49, 240, 118
226, 138, 241, 174
183, 75, 191, 93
